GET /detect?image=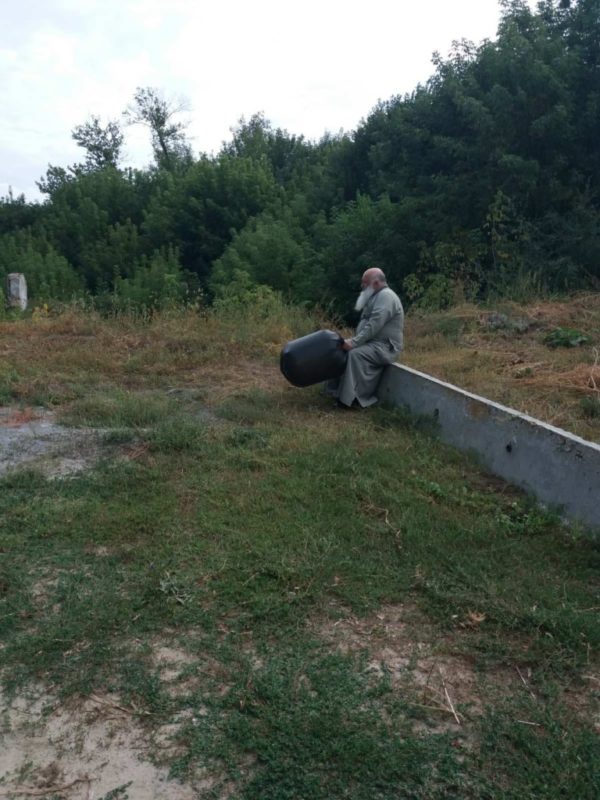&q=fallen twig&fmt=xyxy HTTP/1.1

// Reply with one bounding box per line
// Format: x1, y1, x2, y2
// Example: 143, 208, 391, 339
583, 674, 600, 684
516, 719, 542, 727
590, 348, 599, 394
363, 502, 403, 551
438, 667, 461, 725
89, 693, 153, 717
410, 700, 462, 719
89, 693, 134, 715
0, 777, 90, 797
516, 666, 536, 700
